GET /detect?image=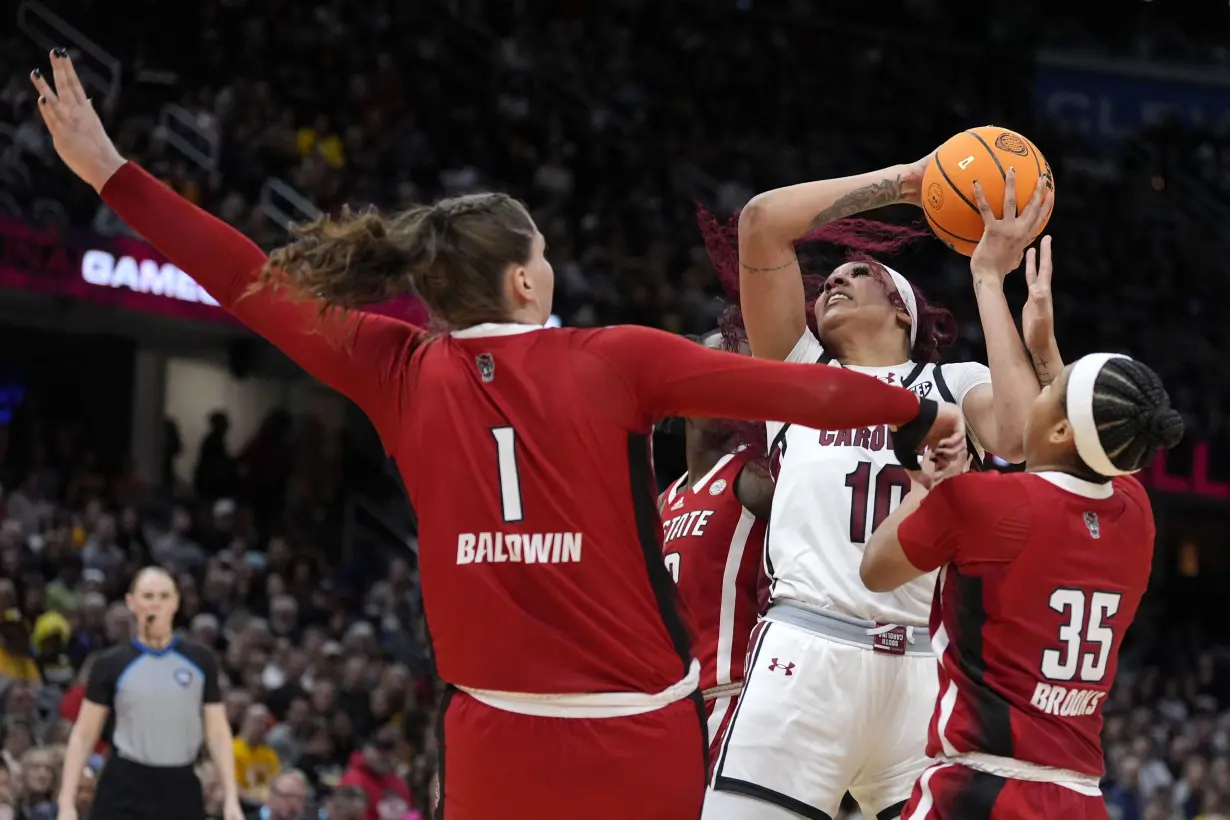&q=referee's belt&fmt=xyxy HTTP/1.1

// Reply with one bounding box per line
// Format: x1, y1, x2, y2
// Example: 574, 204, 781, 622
766, 601, 933, 656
